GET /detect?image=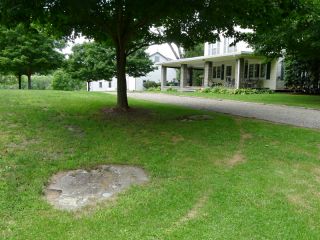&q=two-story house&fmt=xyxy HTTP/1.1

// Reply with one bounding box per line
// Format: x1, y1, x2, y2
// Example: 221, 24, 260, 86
158, 36, 285, 91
